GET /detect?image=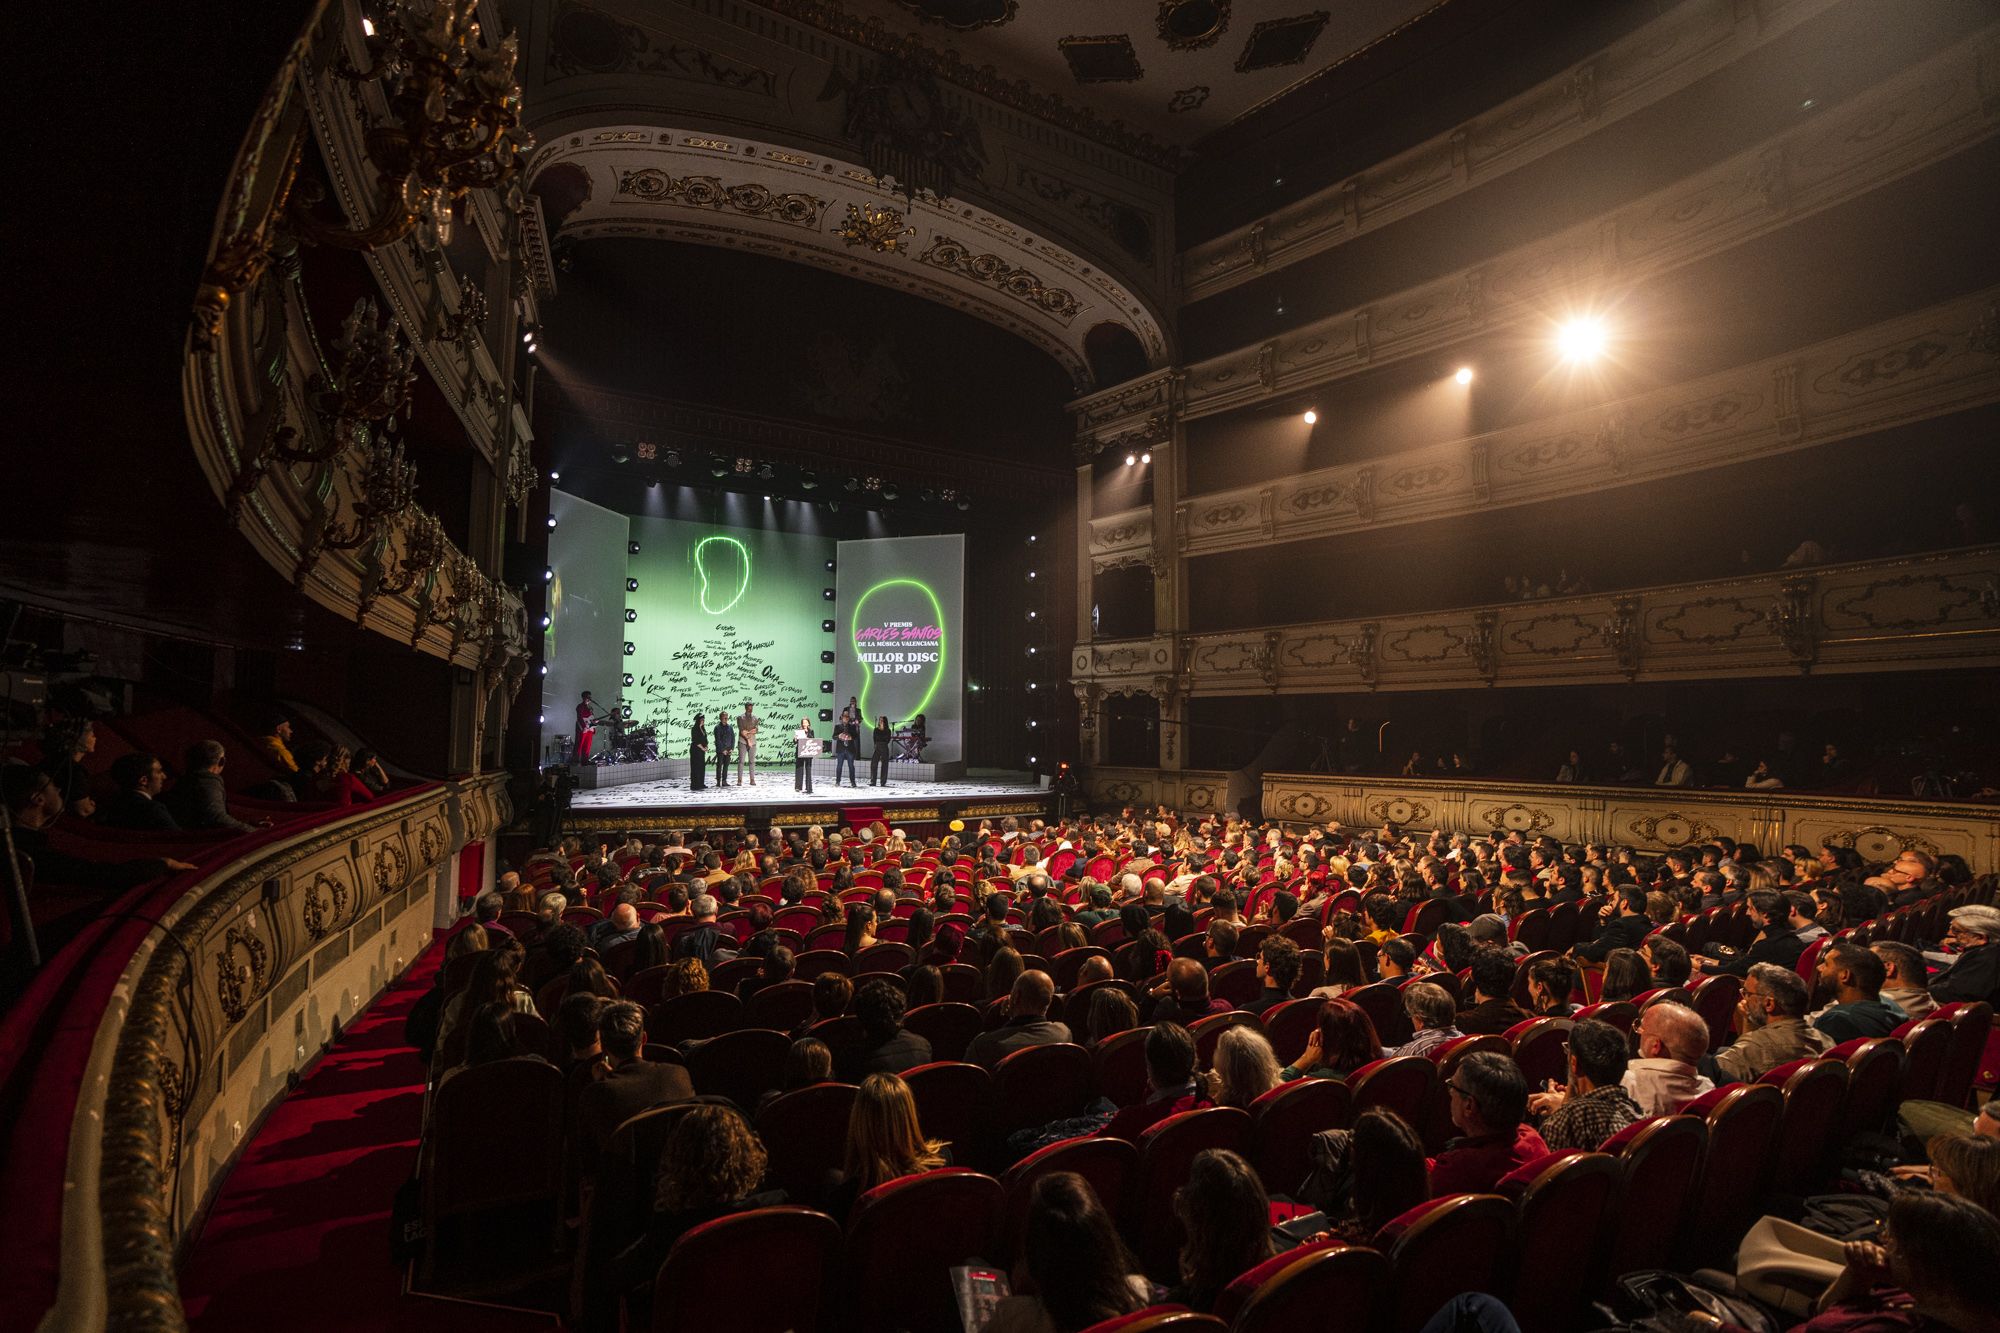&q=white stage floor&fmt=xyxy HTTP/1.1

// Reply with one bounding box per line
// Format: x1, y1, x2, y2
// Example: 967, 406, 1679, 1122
569, 774, 1046, 810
